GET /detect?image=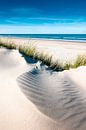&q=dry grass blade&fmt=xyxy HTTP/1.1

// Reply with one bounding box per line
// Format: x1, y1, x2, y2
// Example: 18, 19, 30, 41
72, 55, 86, 68
0, 39, 86, 71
